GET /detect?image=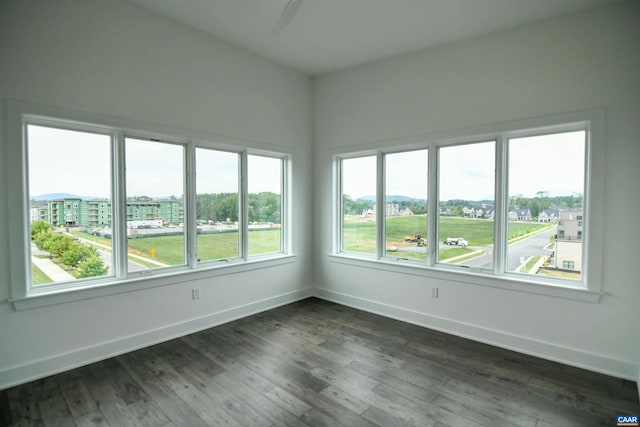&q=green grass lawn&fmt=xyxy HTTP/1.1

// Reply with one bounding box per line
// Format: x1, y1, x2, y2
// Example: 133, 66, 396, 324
126, 230, 282, 266
128, 235, 187, 265
71, 218, 547, 265
344, 215, 549, 254
197, 232, 240, 262
32, 263, 53, 285
440, 246, 475, 261
538, 267, 581, 280
249, 229, 281, 256
523, 255, 543, 272
71, 229, 281, 267
69, 230, 112, 247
